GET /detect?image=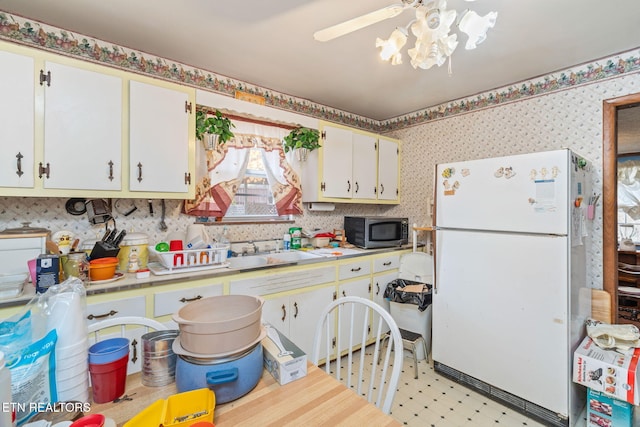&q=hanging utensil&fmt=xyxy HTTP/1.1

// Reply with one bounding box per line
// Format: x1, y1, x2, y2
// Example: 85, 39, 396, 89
159, 199, 168, 231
